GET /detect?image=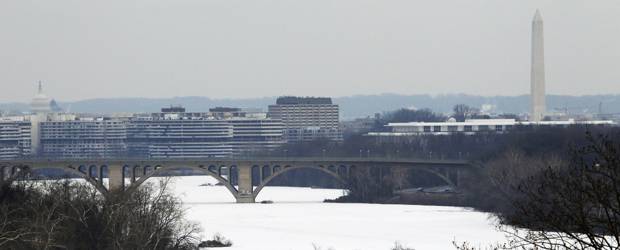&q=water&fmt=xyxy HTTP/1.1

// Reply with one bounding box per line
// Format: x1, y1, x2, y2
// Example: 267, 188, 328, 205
160, 176, 506, 250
